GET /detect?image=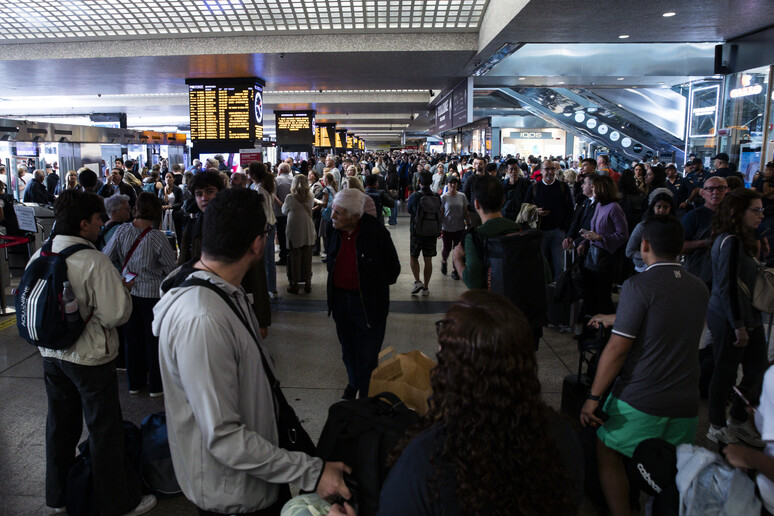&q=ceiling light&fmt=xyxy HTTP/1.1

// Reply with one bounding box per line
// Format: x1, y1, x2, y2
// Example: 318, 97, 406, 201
557, 81, 565, 85
518, 77, 526, 80
662, 12, 676, 17
618, 34, 629, 39
617, 77, 625, 80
